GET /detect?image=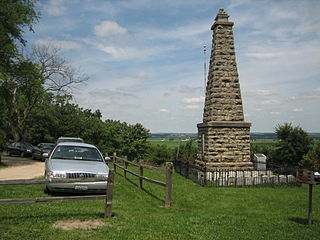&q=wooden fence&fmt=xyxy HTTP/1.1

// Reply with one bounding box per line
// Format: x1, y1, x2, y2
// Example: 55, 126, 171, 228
0, 170, 115, 218
112, 153, 173, 207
